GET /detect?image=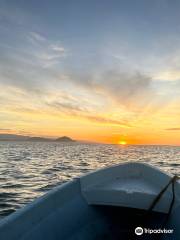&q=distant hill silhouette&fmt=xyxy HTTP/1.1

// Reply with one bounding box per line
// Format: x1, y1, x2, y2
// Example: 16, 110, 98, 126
55, 136, 74, 142
0, 134, 29, 141
28, 137, 50, 142
0, 134, 75, 142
